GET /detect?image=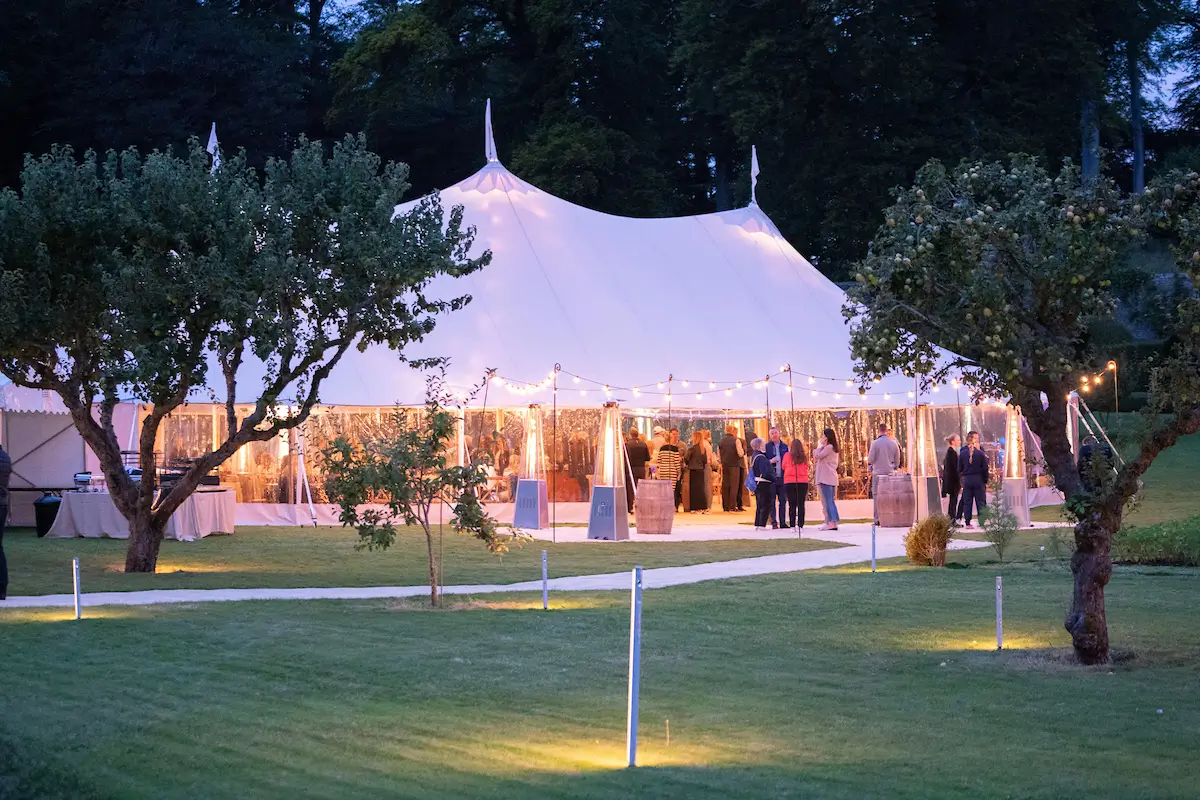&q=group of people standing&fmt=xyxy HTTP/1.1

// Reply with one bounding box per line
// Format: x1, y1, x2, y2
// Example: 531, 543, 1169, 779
747, 426, 843, 532
622, 423, 849, 533
625, 426, 721, 514
940, 430, 990, 528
